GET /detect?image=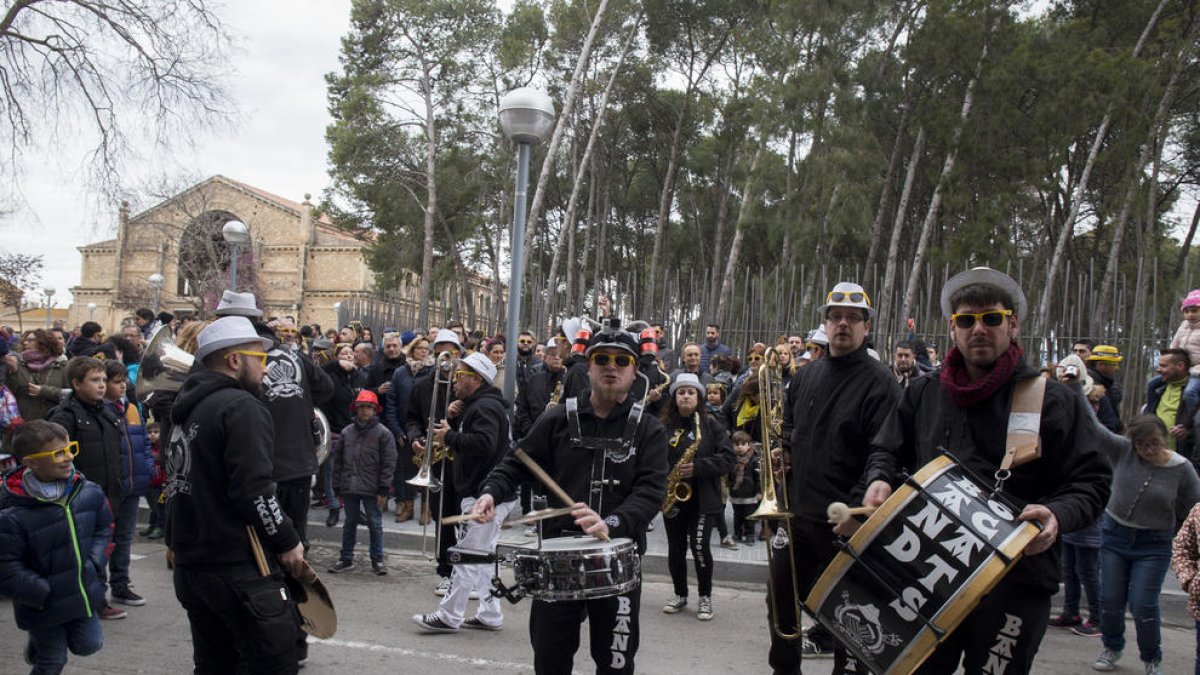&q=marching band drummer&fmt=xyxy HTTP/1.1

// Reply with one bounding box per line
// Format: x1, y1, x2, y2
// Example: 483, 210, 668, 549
863, 267, 1112, 674
659, 373, 735, 621
471, 323, 668, 675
